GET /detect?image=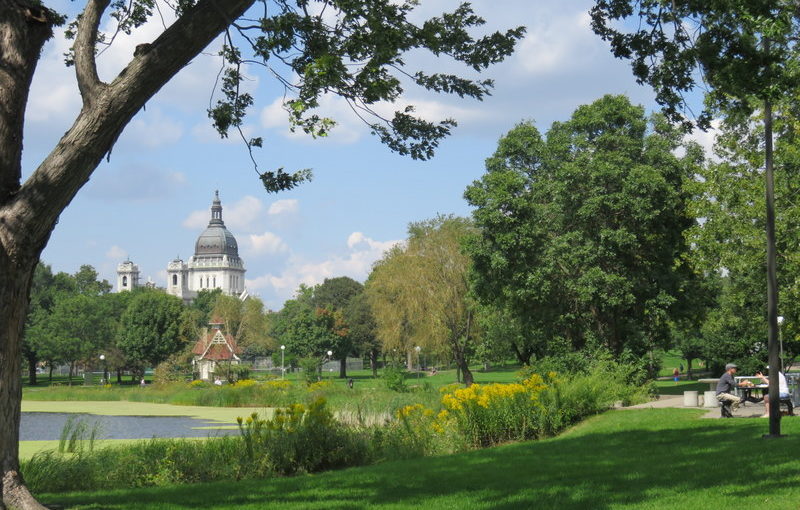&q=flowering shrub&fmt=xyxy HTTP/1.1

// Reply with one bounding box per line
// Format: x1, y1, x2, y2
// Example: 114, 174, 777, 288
234, 379, 257, 388
263, 379, 292, 390
306, 380, 333, 393
440, 375, 548, 447
237, 398, 369, 475
189, 380, 209, 389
